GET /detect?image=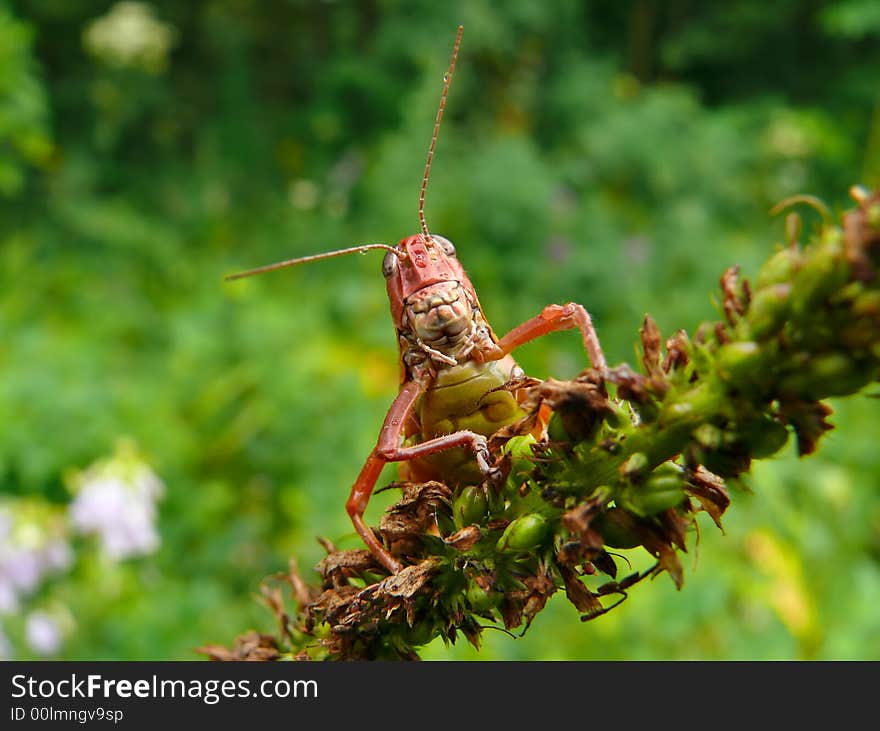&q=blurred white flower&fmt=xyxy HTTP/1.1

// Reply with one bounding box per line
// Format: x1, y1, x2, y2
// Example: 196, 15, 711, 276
68, 442, 165, 561
83, 2, 177, 74
0, 506, 72, 615
25, 611, 63, 657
